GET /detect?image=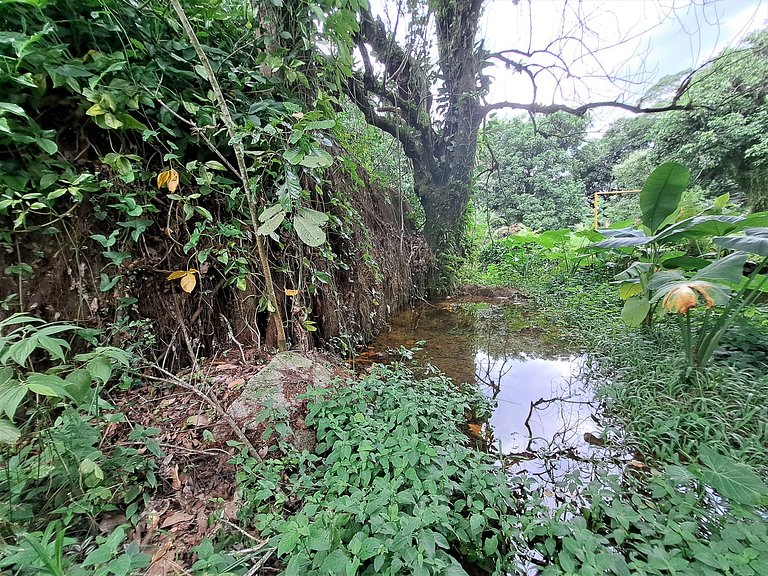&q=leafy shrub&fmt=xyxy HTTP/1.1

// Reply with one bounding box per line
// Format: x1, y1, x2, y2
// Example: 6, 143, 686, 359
235, 363, 537, 576
0, 314, 159, 573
